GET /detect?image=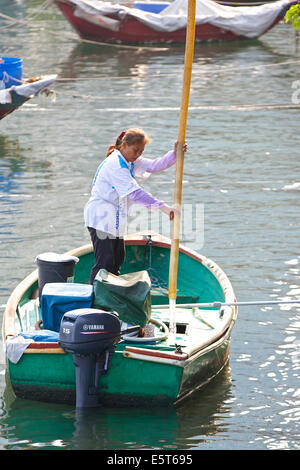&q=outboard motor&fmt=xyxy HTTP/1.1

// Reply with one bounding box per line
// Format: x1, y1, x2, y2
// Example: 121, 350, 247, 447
59, 308, 128, 409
